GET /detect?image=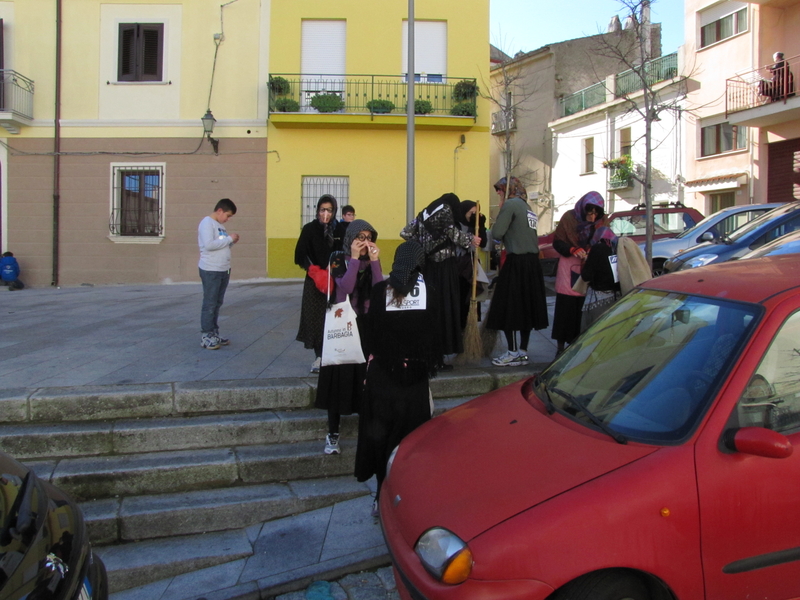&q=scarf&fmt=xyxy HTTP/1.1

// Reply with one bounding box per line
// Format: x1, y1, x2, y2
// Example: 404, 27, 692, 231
316, 194, 338, 248
574, 191, 605, 247
389, 240, 425, 296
